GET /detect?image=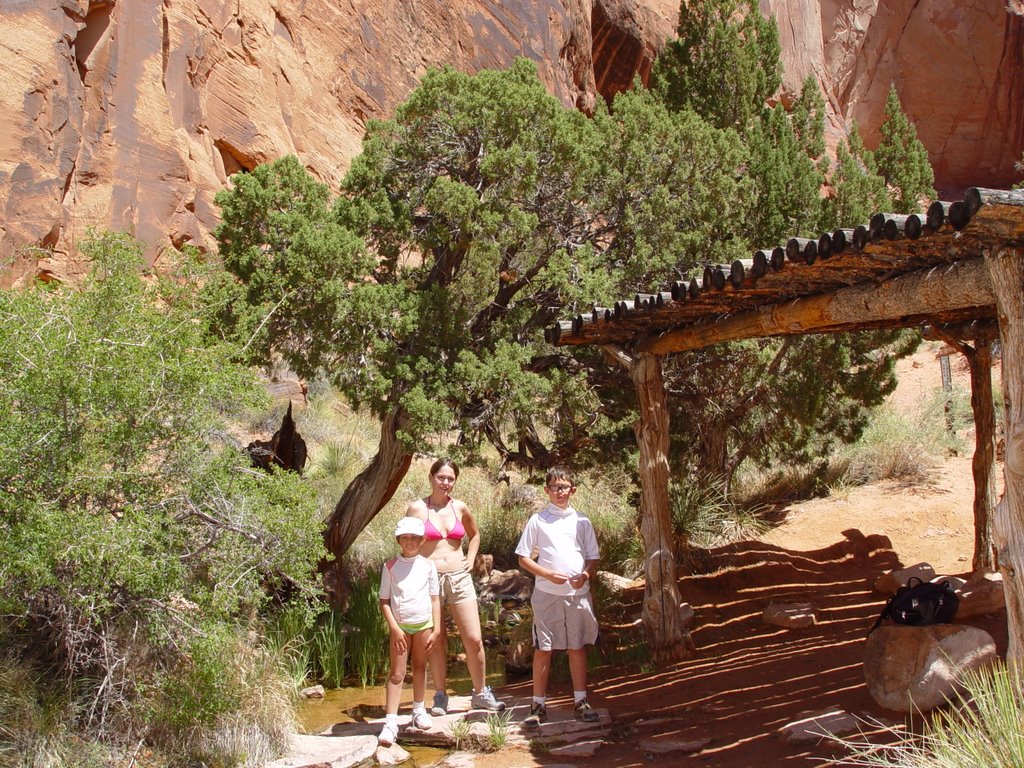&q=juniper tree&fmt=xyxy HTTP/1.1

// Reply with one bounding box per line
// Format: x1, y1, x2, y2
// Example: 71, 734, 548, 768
873, 85, 936, 214
211, 60, 750, 560
822, 120, 892, 229
643, 1, 922, 491
650, 0, 781, 133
